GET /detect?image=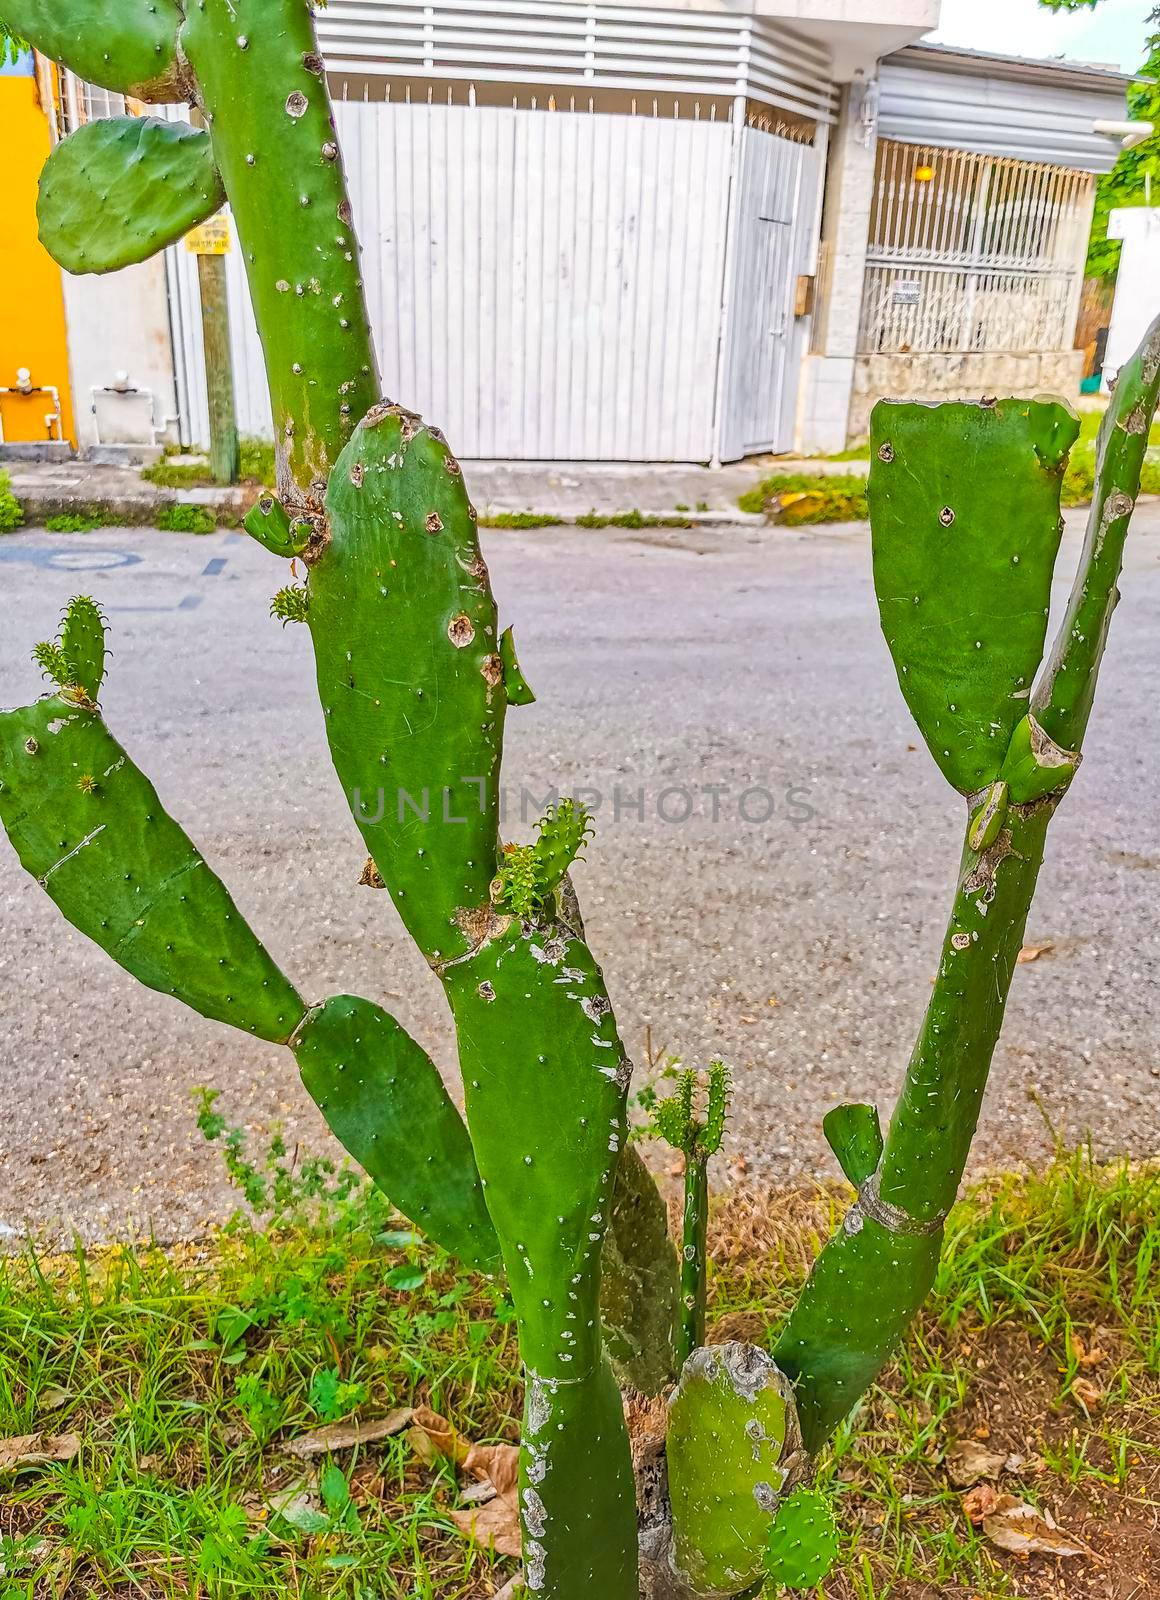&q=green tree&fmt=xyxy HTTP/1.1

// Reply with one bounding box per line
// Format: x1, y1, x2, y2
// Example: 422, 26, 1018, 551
1040, 2, 1160, 277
